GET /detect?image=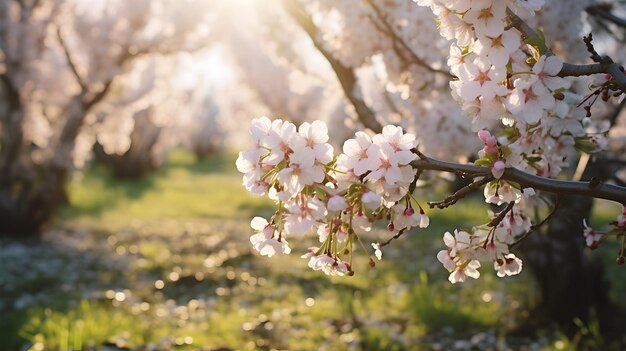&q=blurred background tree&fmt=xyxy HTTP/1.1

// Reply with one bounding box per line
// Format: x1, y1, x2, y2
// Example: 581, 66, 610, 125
0, 0, 215, 236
